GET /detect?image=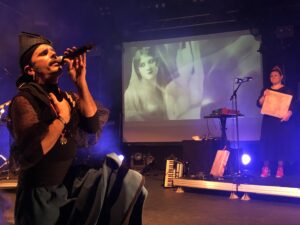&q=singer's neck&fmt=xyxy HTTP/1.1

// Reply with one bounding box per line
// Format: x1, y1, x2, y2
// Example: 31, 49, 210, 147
41, 83, 59, 92
41, 83, 60, 95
